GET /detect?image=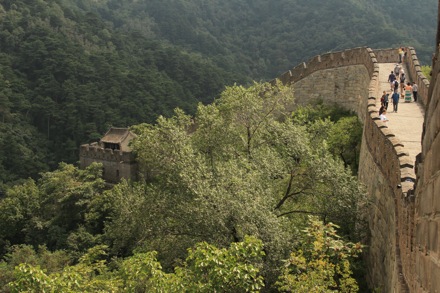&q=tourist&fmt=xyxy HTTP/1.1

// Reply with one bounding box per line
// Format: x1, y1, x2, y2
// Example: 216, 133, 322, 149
412, 82, 418, 102
394, 80, 399, 93
399, 47, 405, 63
400, 72, 406, 94
388, 71, 396, 91
404, 82, 413, 102
379, 109, 389, 122
394, 64, 401, 76
392, 91, 400, 113
380, 91, 389, 110
399, 67, 405, 81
